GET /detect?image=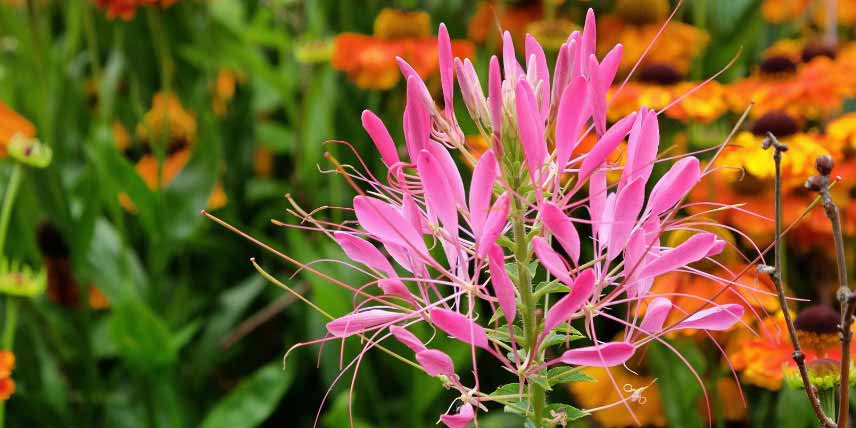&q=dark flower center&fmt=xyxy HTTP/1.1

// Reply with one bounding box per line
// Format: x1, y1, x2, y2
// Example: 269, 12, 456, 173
637, 63, 683, 86
760, 55, 798, 76
794, 304, 840, 335
750, 111, 799, 138
802, 42, 837, 63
